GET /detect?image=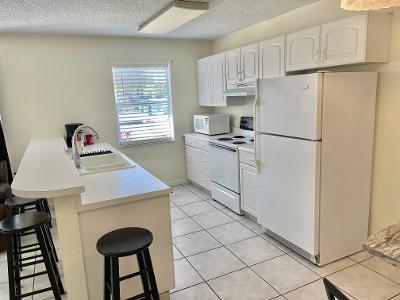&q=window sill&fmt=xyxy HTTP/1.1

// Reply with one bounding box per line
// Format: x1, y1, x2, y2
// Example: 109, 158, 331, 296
119, 138, 175, 147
